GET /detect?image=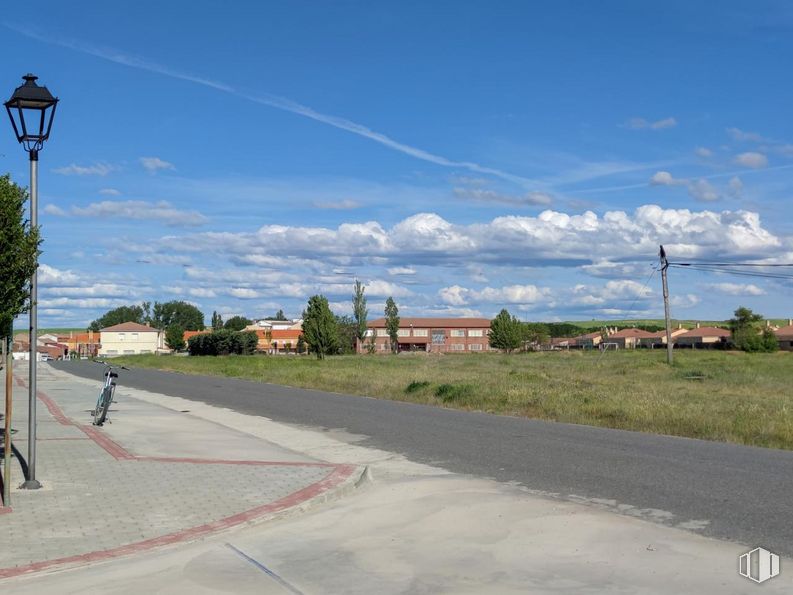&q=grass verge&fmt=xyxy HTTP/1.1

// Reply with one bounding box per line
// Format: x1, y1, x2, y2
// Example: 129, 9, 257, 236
115, 350, 793, 450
